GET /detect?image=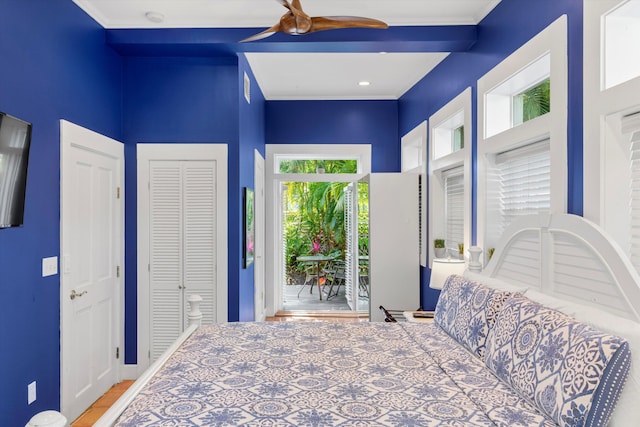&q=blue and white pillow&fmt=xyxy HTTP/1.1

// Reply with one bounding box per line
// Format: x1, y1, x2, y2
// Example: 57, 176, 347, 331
434, 275, 513, 358
484, 294, 632, 427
